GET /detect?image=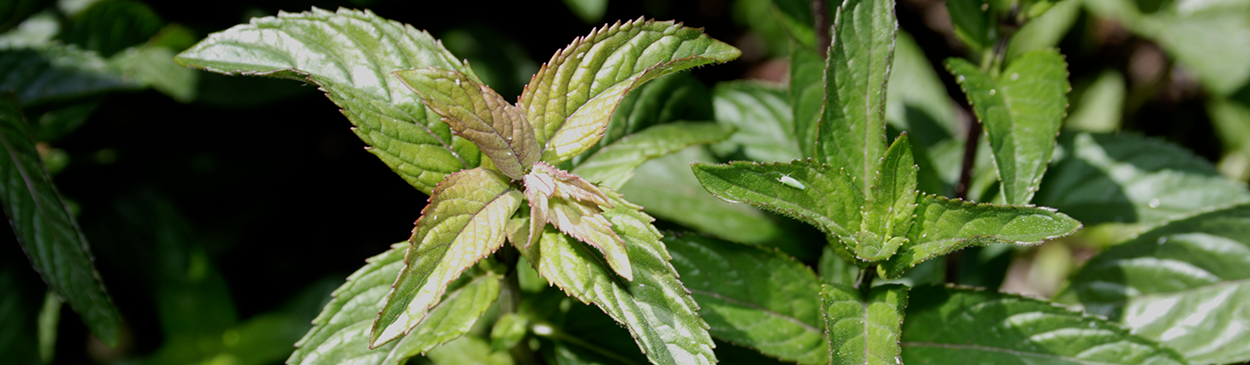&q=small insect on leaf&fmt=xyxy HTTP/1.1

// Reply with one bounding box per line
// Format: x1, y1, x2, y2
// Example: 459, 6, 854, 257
778, 173, 806, 190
